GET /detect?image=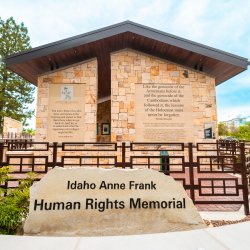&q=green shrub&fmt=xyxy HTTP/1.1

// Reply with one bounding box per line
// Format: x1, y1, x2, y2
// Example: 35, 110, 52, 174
0, 166, 36, 234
